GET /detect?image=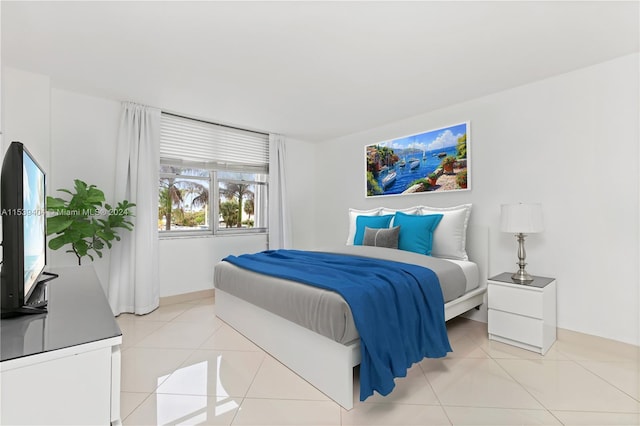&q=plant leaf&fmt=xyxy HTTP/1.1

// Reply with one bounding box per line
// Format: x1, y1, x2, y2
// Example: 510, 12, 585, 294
74, 240, 89, 257
48, 235, 69, 251
46, 215, 74, 235
86, 187, 106, 204
46, 196, 68, 210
